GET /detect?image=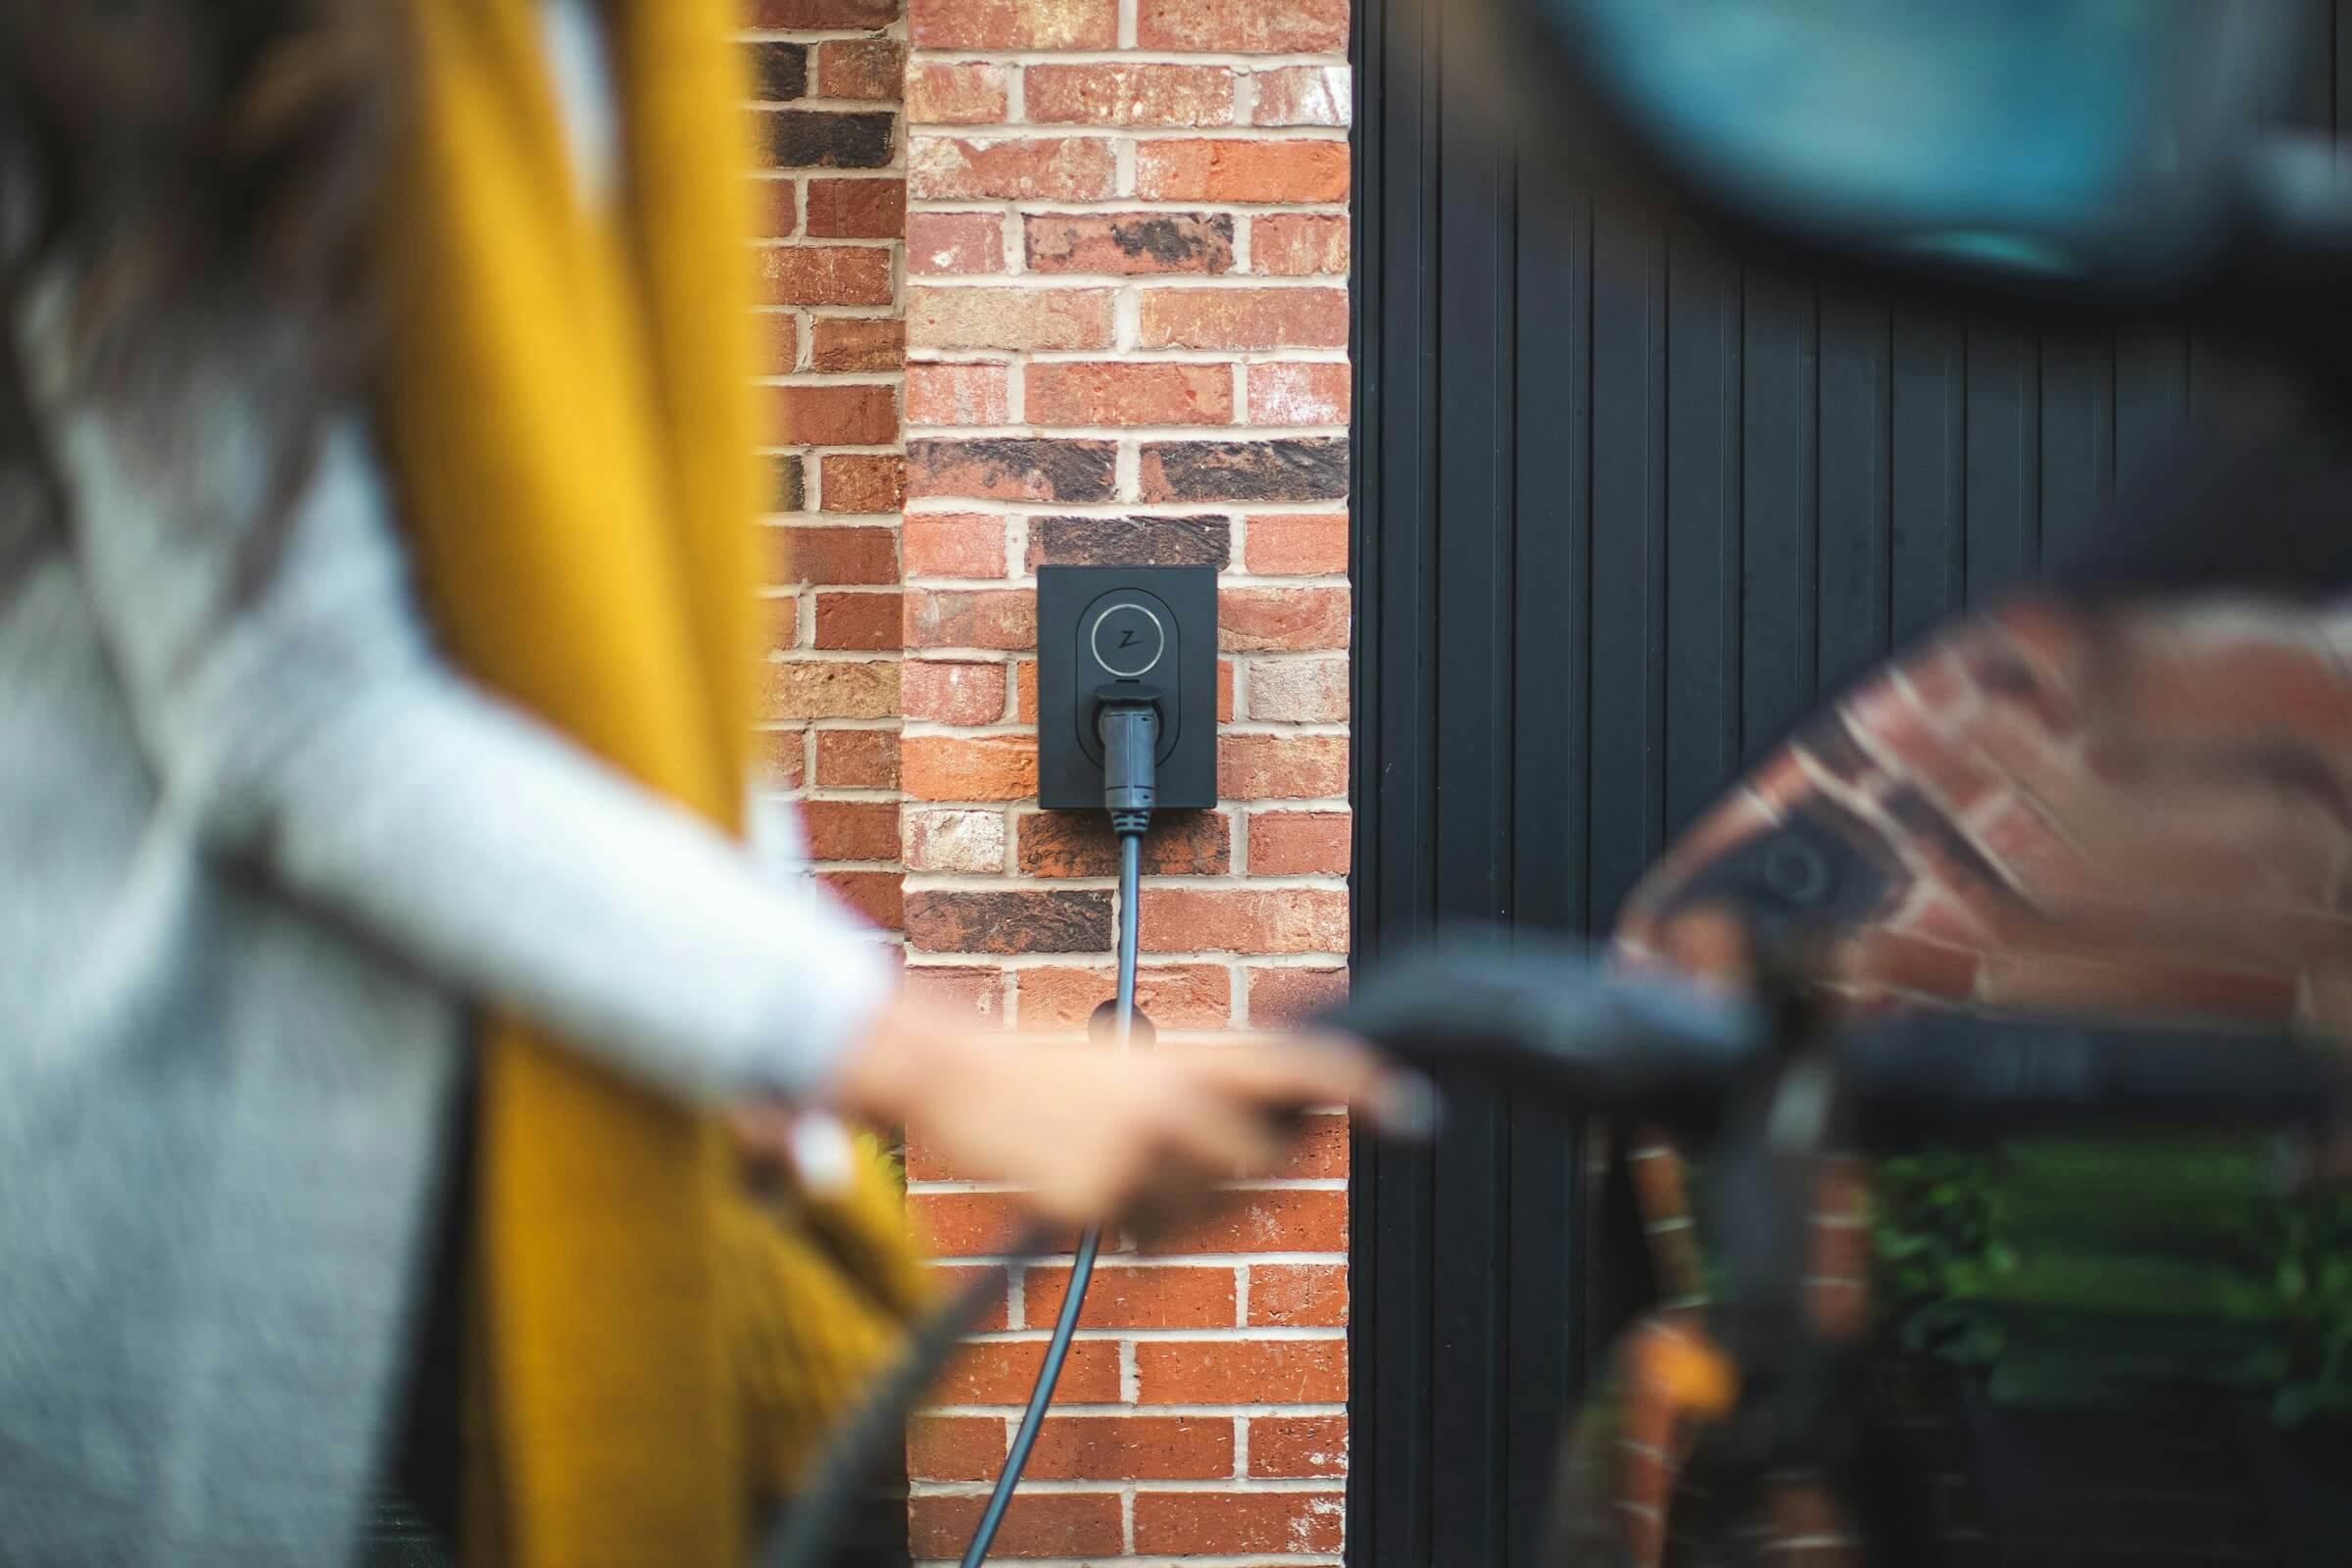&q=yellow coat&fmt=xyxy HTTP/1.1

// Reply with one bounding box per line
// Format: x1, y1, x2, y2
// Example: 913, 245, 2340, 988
374, 4, 926, 1562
